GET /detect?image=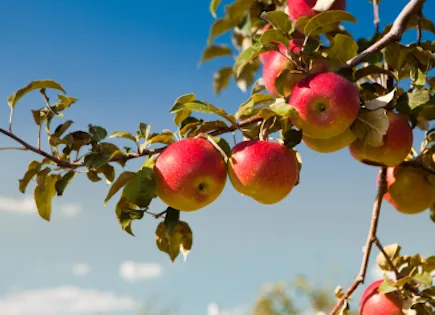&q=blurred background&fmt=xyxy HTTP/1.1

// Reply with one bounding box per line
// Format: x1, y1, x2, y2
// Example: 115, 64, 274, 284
0, 0, 434, 314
